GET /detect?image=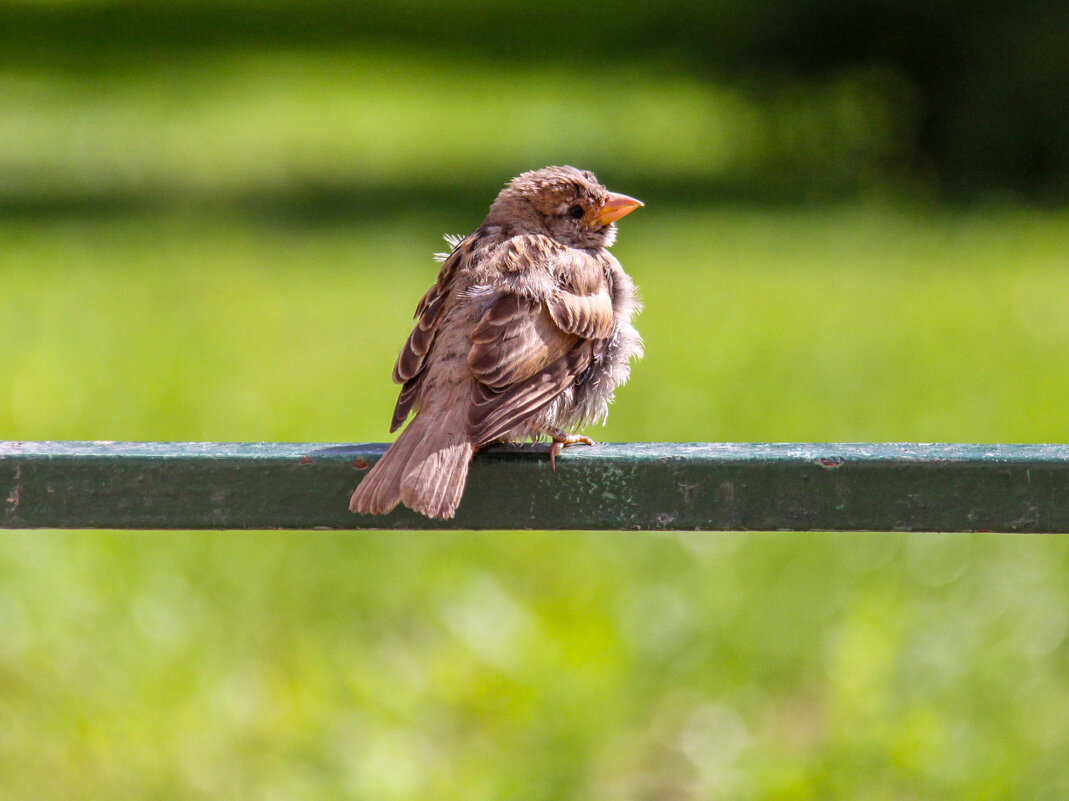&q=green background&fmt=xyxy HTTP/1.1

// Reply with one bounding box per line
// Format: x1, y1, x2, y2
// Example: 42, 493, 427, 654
2, 1, 1069, 798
